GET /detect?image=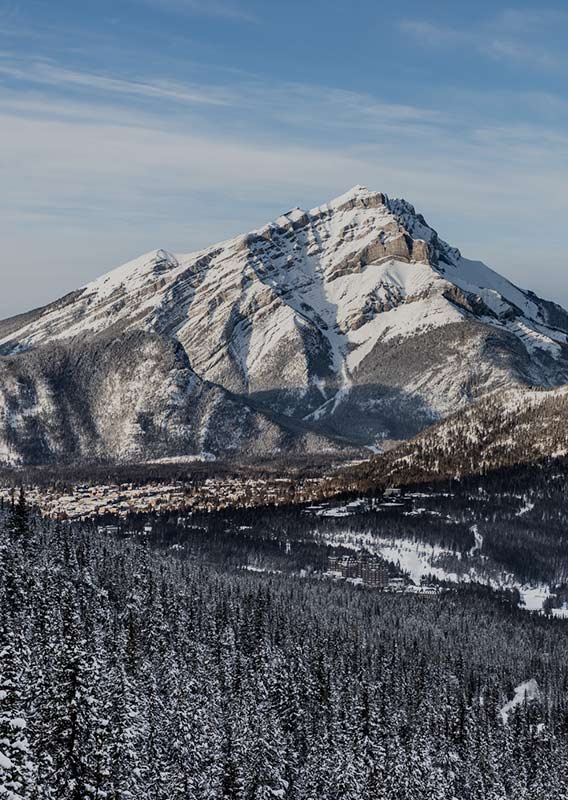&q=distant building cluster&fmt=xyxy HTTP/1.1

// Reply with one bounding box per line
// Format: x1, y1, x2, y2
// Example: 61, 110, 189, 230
325, 552, 441, 595
0, 476, 333, 521
326, 553, 390, 588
